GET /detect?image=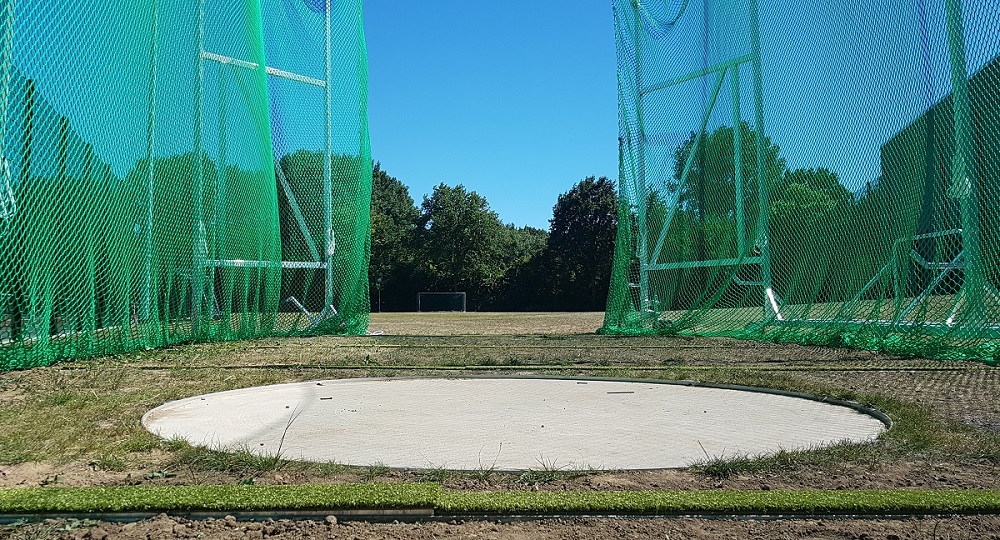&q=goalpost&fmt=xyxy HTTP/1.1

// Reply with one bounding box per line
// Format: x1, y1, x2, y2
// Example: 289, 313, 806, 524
417, 292, 467, 313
